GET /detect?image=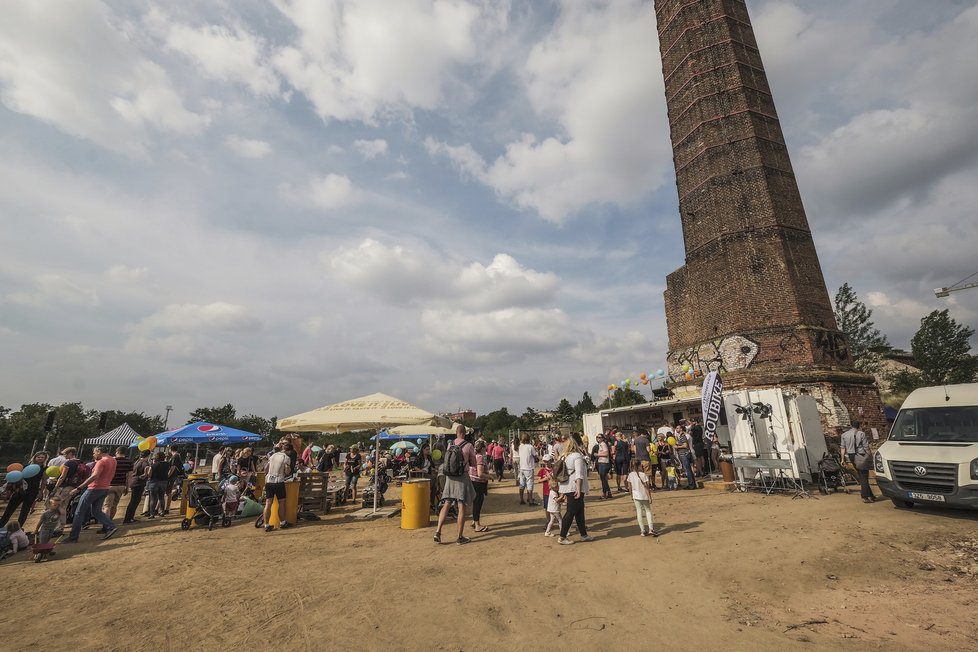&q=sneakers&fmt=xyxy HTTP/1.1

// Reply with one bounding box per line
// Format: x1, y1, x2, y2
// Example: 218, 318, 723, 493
580, 534, 595, 542
102, 528, 119, 540
264, 525, 274, 532
650, 529, 661, 538
544, 531, 555, 537
640, 530, 649, 537
456, 536, 471, 545
558, 537, 574, 545
280, 522, 293, 529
